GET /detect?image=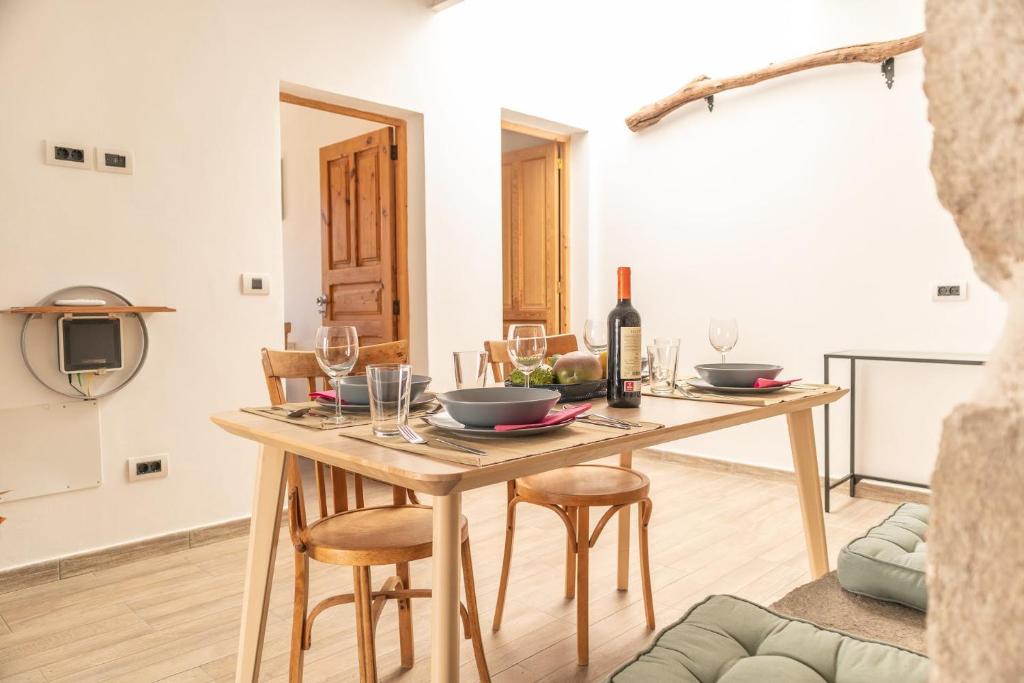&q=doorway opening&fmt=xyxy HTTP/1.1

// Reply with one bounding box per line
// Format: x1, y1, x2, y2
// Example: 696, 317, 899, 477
500, 120, 570, 336
279, 91, 412, 355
